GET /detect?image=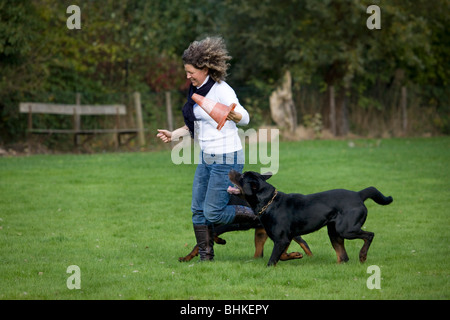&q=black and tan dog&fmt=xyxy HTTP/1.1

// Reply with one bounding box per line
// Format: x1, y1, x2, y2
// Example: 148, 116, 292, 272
229, 170, 393, 266
179, 194, 312, 262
